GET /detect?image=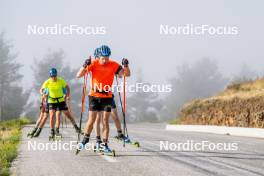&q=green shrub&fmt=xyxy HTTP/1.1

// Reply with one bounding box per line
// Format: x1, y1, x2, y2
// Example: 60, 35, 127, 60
0, 118, 30, 175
